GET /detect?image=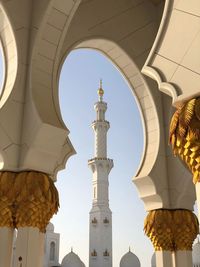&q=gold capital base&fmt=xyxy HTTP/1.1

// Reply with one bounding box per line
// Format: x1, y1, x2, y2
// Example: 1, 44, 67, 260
169, 97, 200, 184
144, 209, 199, 251
0, 171, 59, 232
